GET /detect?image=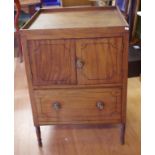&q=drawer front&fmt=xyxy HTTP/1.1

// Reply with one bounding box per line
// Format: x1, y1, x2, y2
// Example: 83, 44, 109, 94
76, 37, 123, 85
28, 39, 76, 85
34, 88, 122, 124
